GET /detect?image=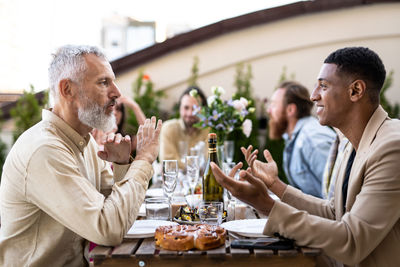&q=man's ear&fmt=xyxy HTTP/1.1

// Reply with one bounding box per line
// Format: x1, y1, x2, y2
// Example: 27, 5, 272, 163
349, 80, 366, 102
286, 103, 297, 118
58, 79, 74, 101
